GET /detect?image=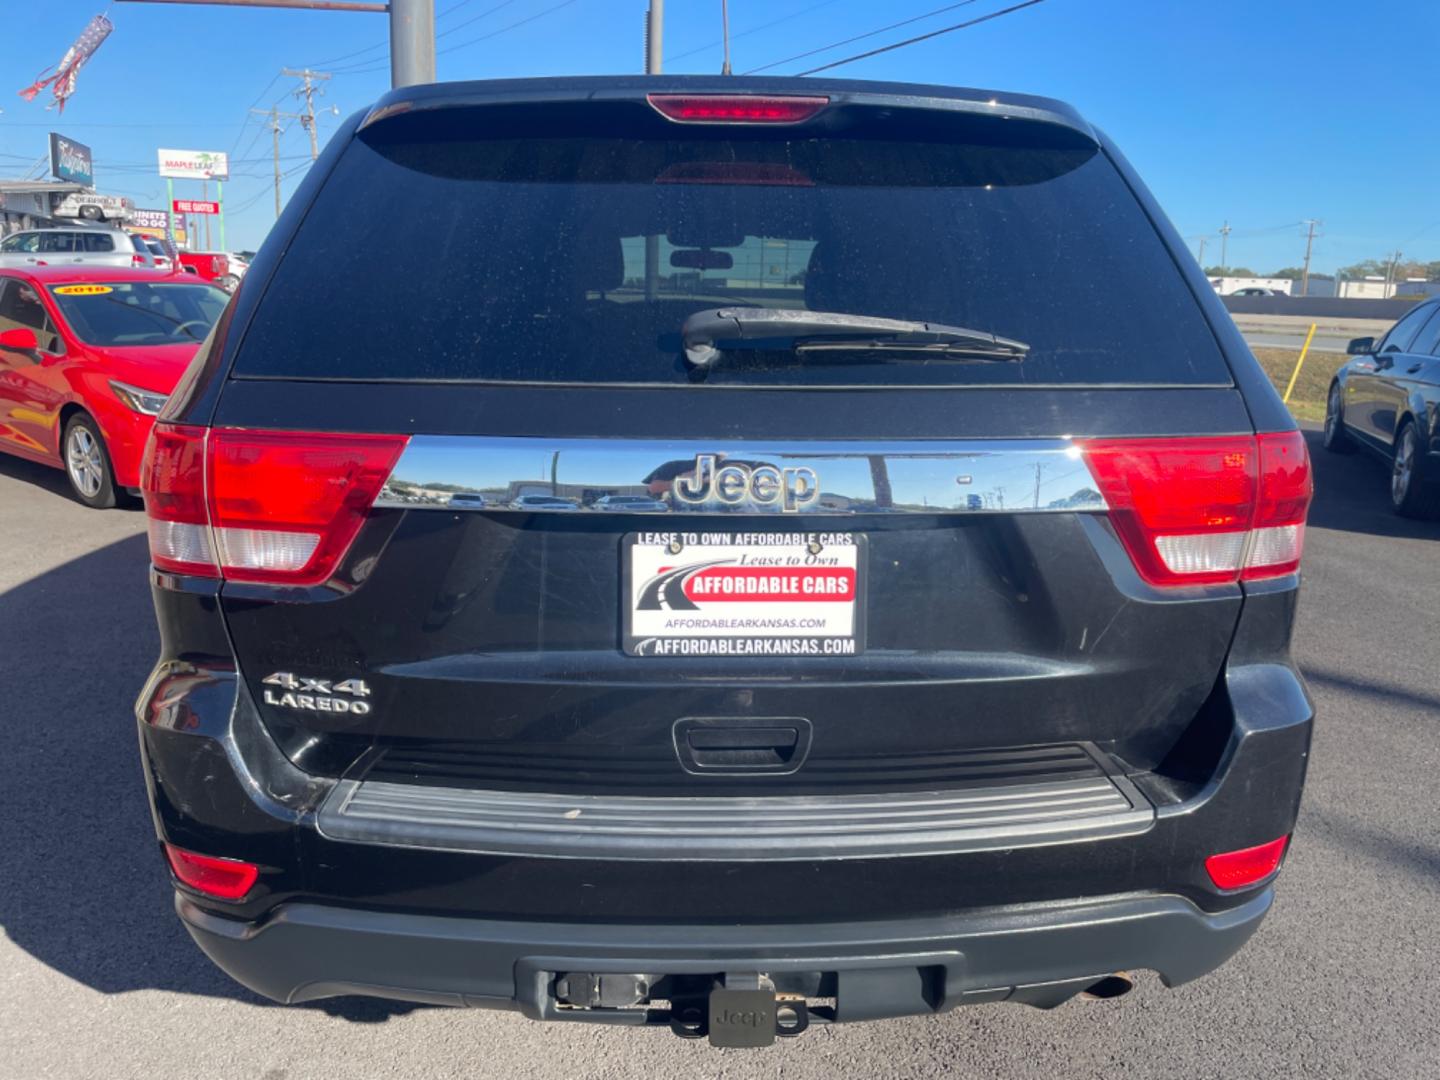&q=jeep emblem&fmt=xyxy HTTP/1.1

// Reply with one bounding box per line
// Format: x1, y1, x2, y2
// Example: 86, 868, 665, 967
673, 454, 819, 512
